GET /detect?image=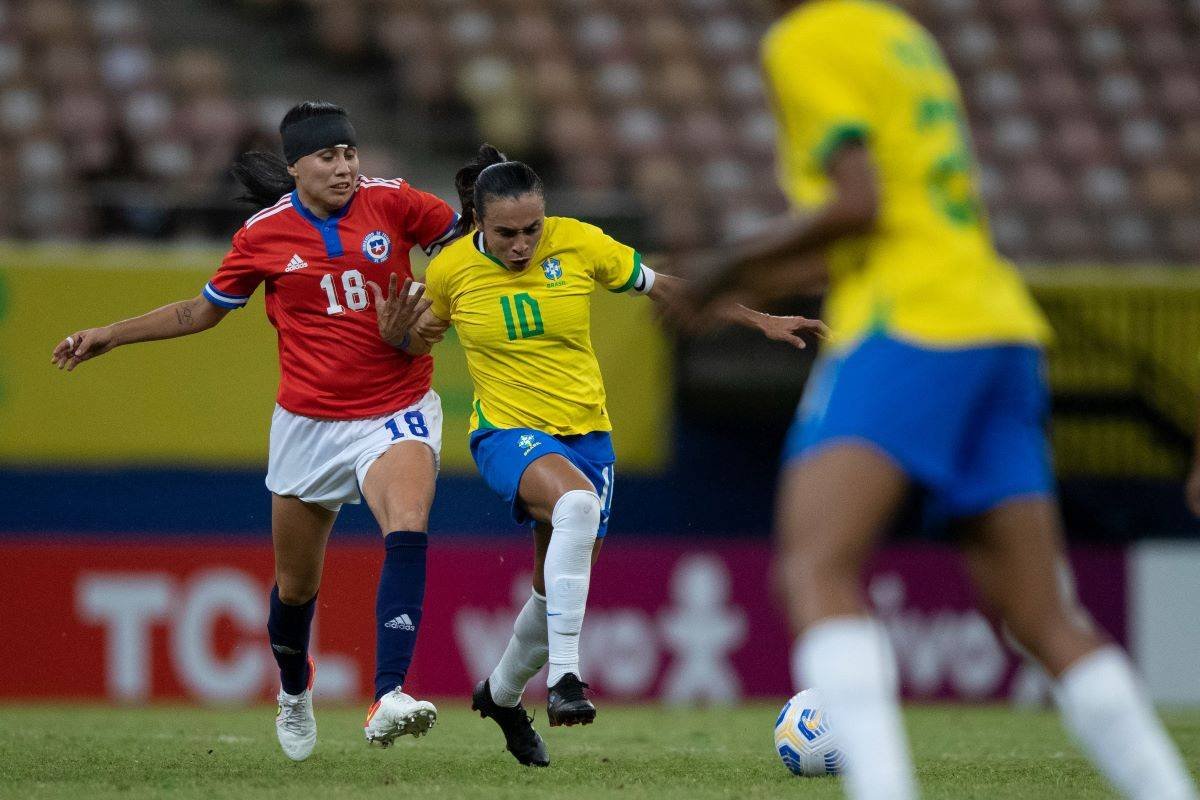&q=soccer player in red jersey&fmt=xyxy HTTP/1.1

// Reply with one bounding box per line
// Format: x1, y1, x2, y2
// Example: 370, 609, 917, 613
50, 102, 458, 761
